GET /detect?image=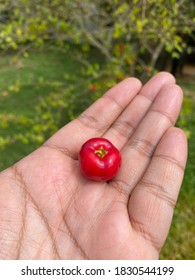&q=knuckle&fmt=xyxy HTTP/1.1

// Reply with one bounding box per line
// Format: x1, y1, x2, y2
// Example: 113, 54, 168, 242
77, 113, 107, 133
129, 137, 155, 158
111, 120, 135, 139
141, 179, 176, 208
